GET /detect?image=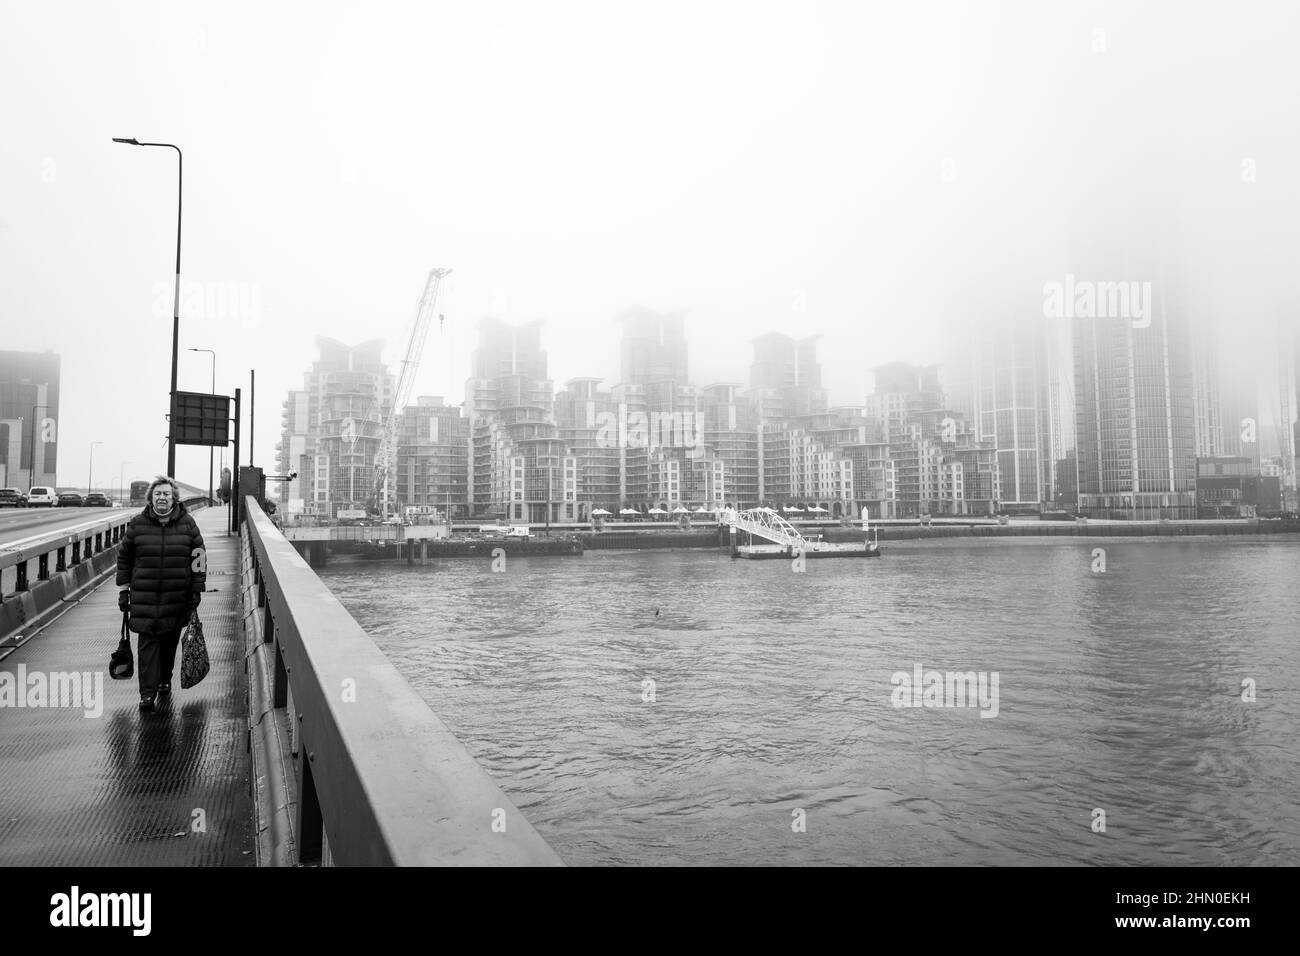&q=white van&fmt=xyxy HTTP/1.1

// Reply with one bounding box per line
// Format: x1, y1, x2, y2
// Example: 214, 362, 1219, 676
27, 486, 56, 507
